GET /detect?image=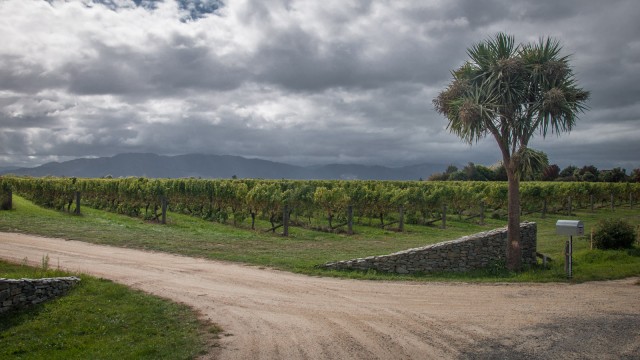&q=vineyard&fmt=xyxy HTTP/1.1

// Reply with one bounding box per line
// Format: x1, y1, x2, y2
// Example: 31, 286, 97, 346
1, 176, 638, 235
